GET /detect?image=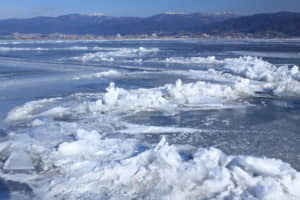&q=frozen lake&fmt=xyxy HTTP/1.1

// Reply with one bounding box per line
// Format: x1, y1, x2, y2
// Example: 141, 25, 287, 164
0, 39, 300, 199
